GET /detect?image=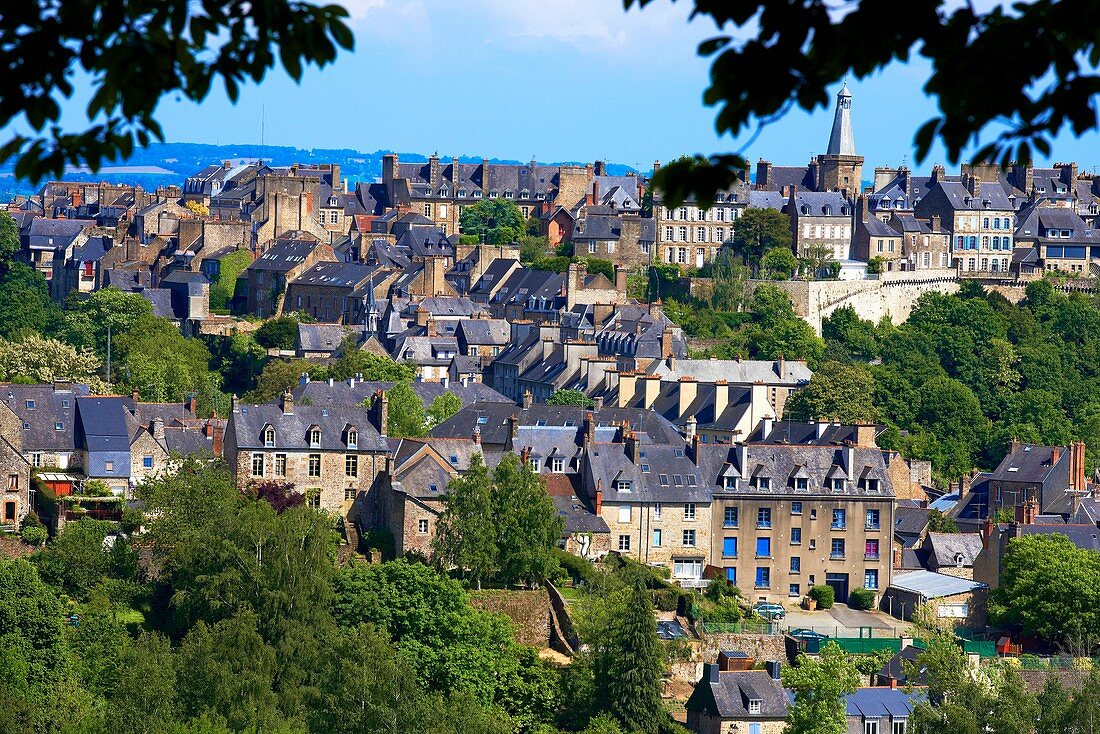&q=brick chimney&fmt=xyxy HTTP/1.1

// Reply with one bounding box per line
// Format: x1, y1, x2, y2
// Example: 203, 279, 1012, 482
132, 388, 140, 402
370, 390, 388, 437
981, 516, 994, 548
626, 430, 640, 464
472, 425, 481, 445
280, 390, 294, 415
523, 390, 533, 410
151, 417, 164, 441
211, 421, 224, 457
661, 327, 674, 359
